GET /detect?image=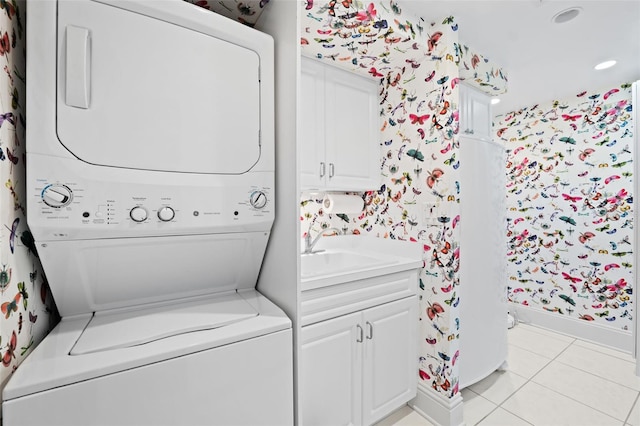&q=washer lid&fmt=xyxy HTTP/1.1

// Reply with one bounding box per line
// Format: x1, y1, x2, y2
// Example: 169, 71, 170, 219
71, 292, 257, 355
56, 0, 262, 174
